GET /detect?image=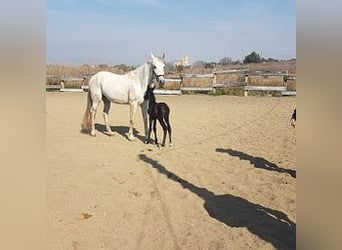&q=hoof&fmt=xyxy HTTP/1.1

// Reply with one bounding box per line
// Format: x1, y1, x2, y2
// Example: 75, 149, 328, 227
128, 134, 135, 141
104, 131, 115, 136
169, 143, 172, 147
90, 131, 96, 137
